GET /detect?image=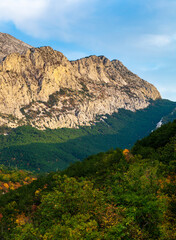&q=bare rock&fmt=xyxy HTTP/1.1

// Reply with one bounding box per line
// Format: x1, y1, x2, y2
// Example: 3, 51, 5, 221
0, 32, 31, 62
0, 39, 161, 129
